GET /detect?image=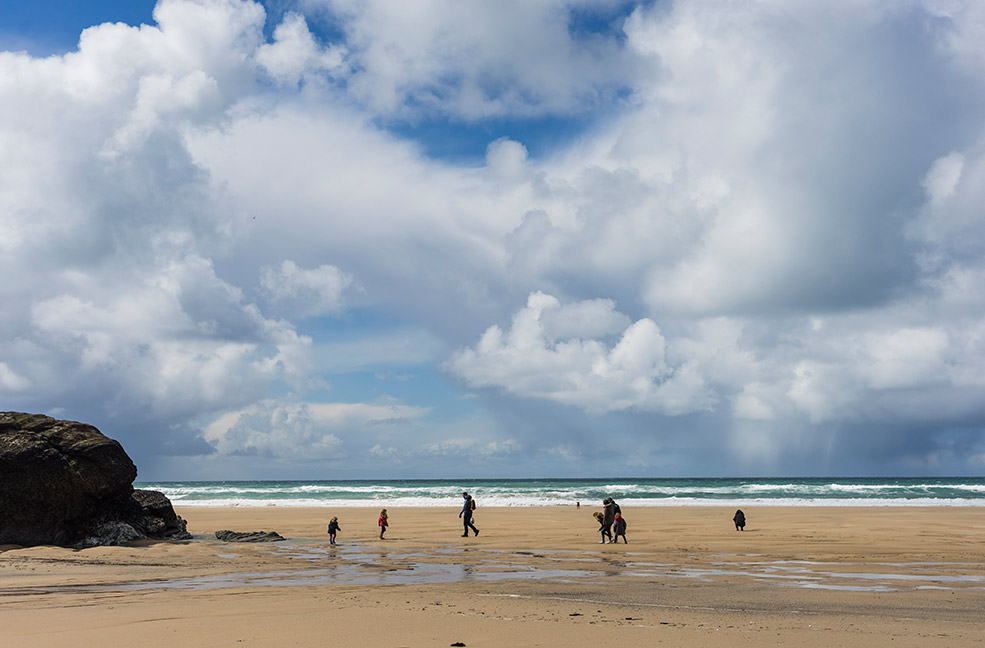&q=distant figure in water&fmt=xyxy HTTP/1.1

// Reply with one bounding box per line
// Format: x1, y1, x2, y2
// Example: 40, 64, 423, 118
327, 516, 341, 544
379, 508, 389, 539
613, 514, 628, 543
733, 509, 746, 531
